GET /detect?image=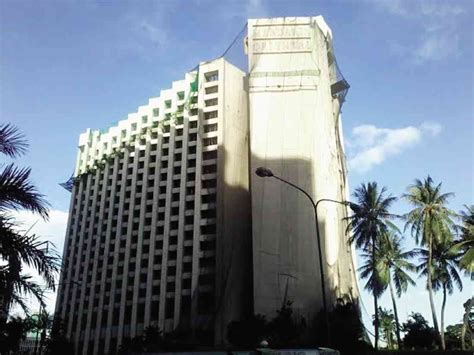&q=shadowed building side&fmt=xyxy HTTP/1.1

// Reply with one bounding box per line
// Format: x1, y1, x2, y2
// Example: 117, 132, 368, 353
247, 16, 358, 332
